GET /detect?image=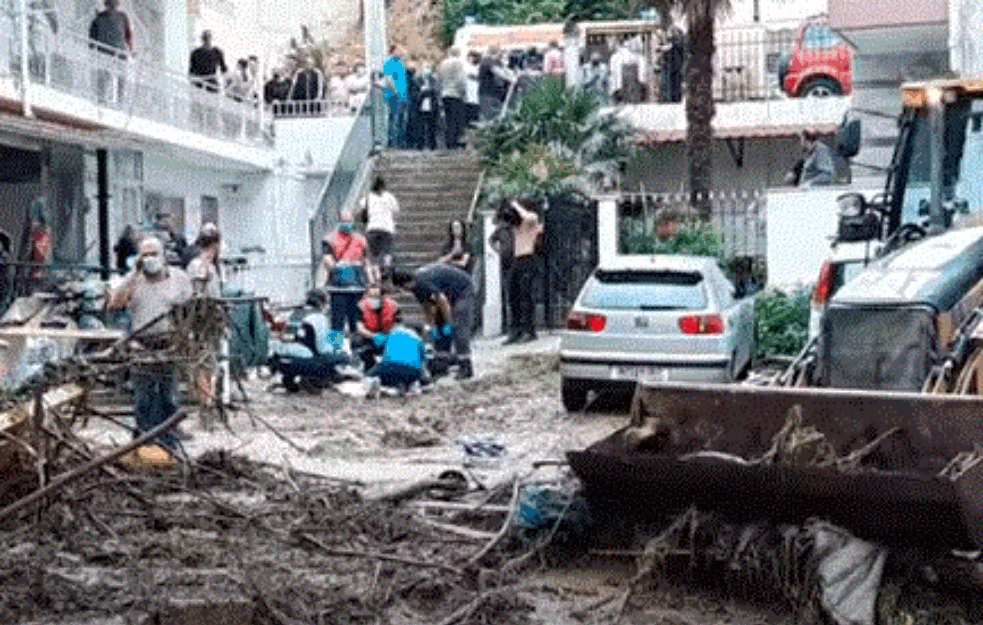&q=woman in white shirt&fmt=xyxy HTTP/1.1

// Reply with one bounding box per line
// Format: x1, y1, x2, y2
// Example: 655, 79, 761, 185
360, 176, 400, 283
